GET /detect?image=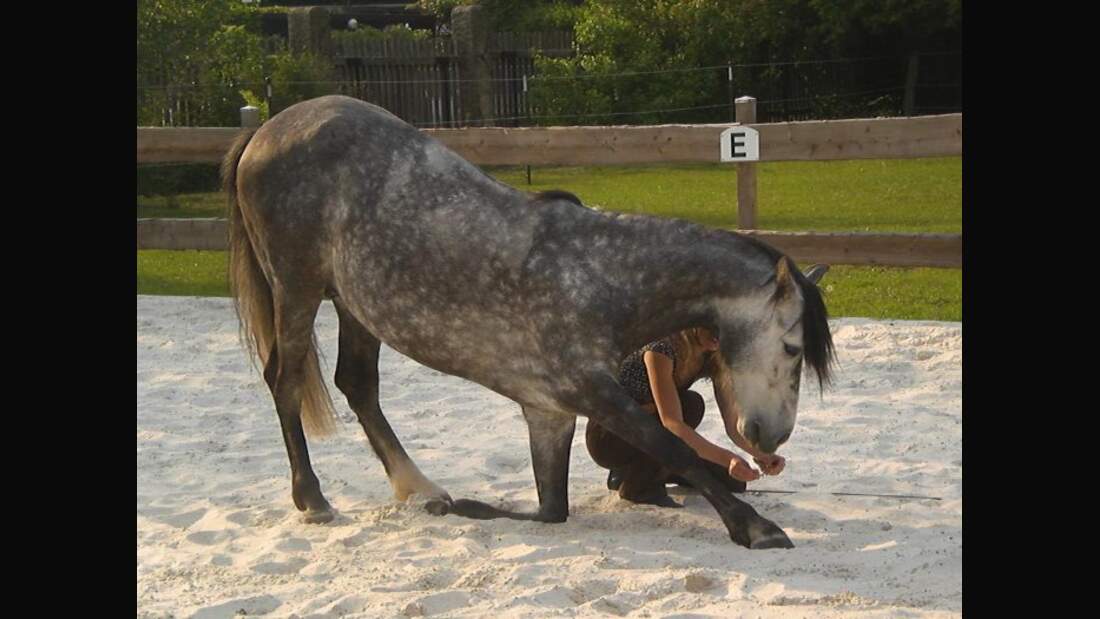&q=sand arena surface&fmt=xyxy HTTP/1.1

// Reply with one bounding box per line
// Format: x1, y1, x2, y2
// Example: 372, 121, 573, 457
137, 296, 961, 618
